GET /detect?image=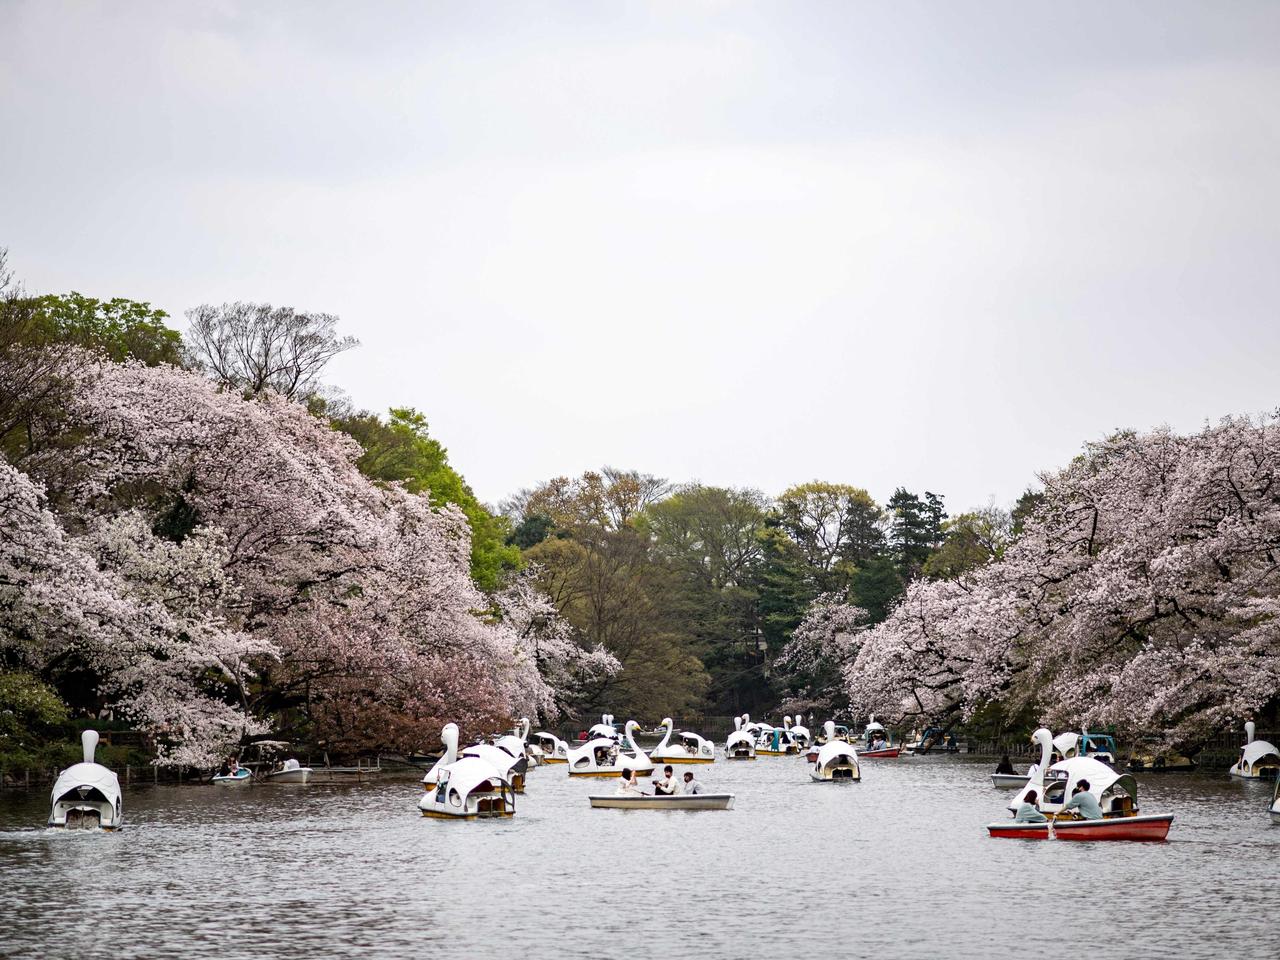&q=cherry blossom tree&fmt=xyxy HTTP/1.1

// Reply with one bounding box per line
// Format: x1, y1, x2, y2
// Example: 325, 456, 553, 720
5, 352, 587, 764
846, 416, 1280, 748
775, 593, 868, 713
